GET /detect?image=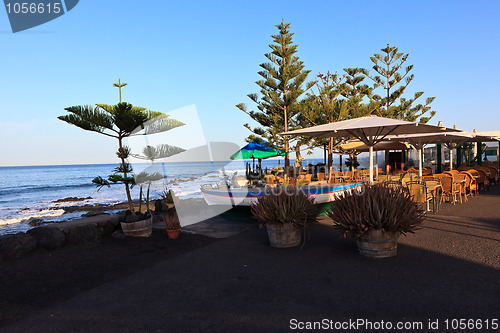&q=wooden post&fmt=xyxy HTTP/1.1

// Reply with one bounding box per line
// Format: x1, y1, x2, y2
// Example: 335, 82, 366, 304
477, 142, 482, 166
437, 144, 442, 173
